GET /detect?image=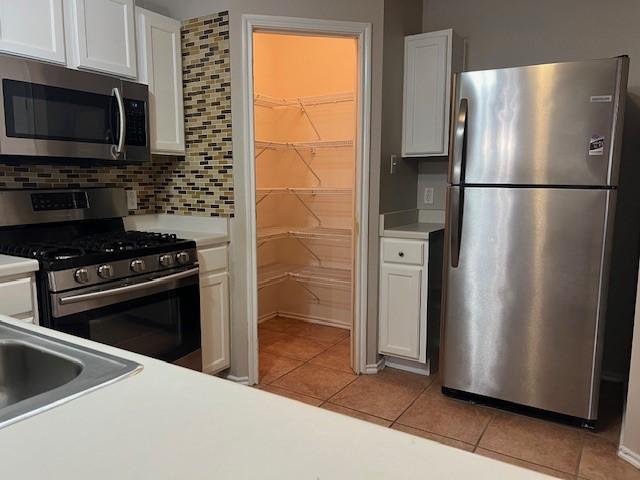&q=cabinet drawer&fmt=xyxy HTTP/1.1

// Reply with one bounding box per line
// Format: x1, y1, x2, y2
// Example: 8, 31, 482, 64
382, 238, 424, 265
198, 245, 228, 273
0, 277, 33, 316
